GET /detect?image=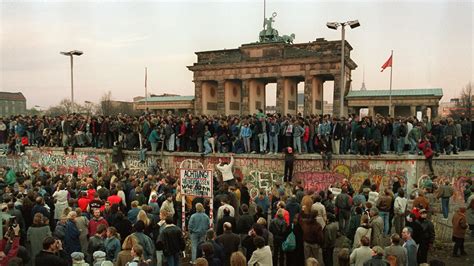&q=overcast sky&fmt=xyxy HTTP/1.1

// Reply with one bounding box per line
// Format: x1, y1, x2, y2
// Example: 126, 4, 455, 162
1, 0, 472, 108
